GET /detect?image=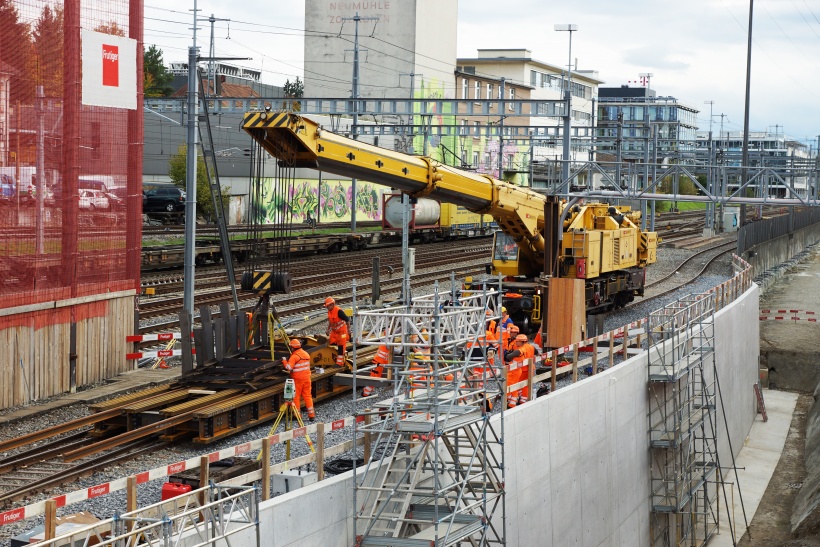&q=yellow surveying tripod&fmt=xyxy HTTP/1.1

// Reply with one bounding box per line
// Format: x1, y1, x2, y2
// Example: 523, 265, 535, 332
258, 379, 315, 461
